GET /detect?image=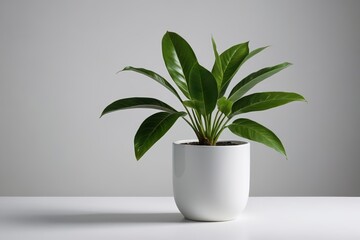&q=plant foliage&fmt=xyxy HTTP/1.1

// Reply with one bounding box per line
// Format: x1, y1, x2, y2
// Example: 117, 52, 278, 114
101, 32, 306, 160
